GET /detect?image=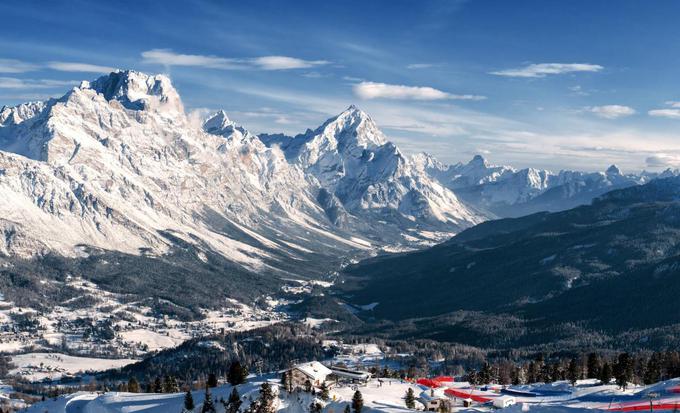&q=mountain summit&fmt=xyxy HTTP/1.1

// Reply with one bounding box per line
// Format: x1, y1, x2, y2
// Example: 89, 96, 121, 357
87, 70, 183, 112
262, 106, 481, 230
